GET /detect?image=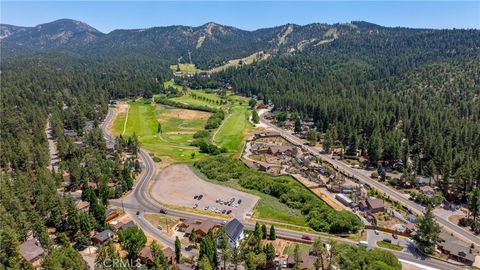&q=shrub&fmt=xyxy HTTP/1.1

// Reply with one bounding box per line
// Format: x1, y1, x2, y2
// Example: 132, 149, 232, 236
194, 156, 362, 234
